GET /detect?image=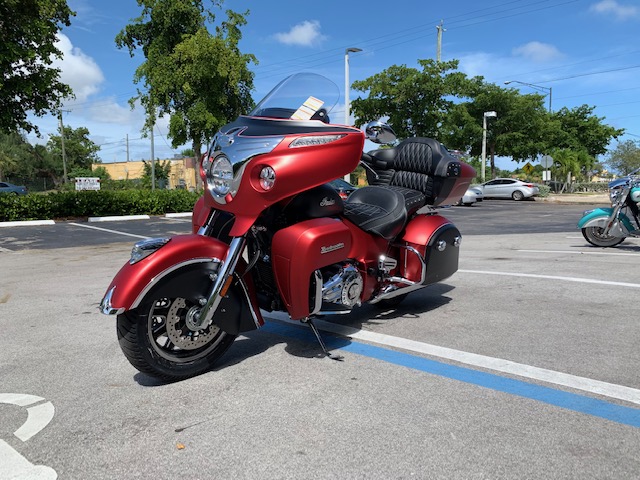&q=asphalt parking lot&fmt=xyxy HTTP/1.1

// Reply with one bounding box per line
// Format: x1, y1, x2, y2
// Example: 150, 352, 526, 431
1, 200, 639, 479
